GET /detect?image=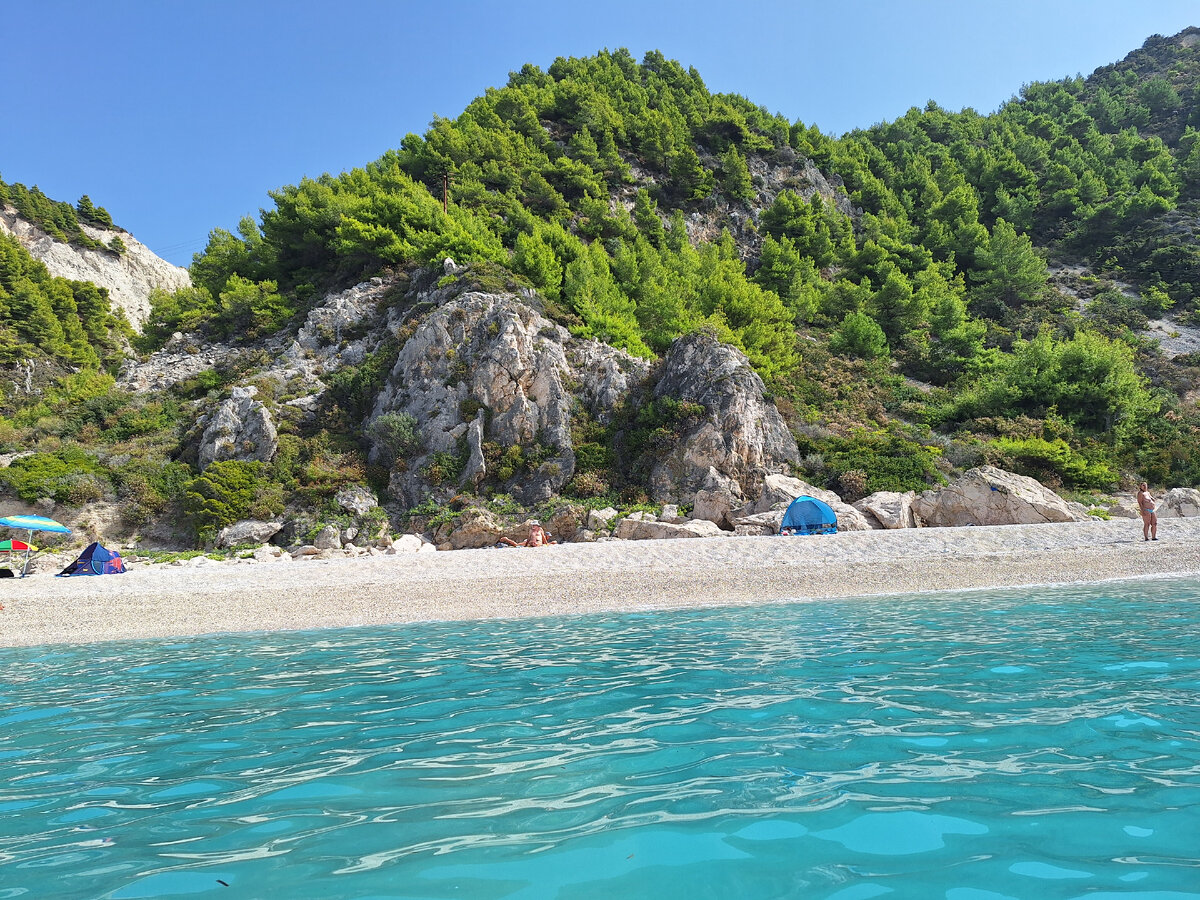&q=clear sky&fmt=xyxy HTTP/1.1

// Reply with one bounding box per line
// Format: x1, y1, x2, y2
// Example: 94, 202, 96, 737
3, 0, 1197, 267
